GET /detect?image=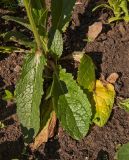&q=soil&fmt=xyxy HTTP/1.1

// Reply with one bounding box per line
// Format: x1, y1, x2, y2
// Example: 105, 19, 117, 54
1, 0, 129, 160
